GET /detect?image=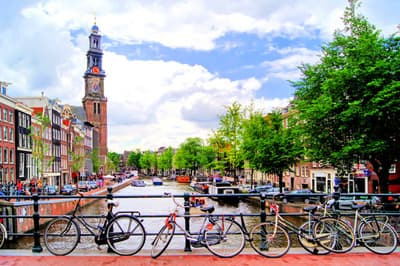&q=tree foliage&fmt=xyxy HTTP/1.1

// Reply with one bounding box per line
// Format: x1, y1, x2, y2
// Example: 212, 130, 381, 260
216, 101, 245, 178
242, 110, 302, 190
127, 149, 141, 169
292, 0, 400, 192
